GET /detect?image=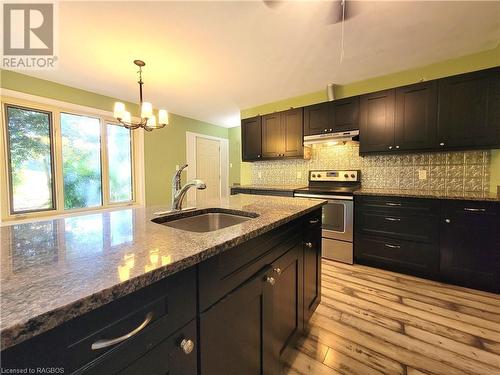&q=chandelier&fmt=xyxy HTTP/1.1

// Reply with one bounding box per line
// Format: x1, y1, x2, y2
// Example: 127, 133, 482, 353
113, 60, 168, 131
